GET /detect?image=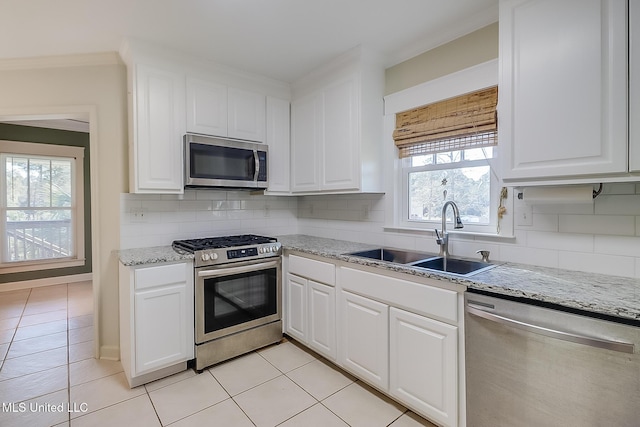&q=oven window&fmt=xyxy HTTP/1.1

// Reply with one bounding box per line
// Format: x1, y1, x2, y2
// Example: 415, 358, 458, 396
203, 267, 277, 333
190, 143, 255, 181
